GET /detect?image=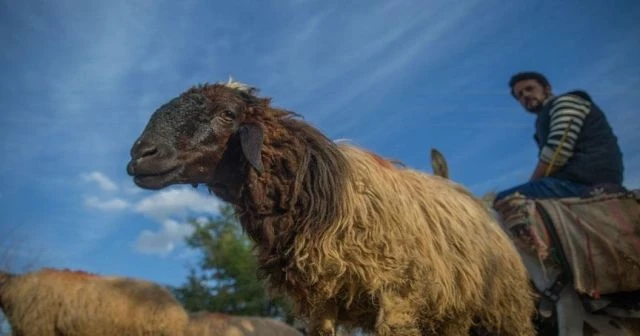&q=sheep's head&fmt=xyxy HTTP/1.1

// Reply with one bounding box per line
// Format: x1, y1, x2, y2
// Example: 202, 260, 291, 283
126, 78, 265, 192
